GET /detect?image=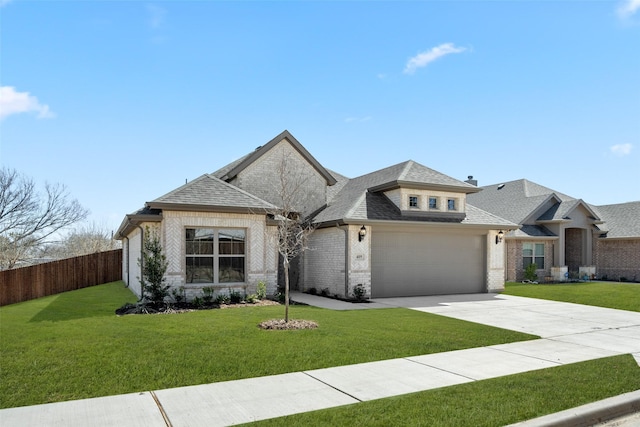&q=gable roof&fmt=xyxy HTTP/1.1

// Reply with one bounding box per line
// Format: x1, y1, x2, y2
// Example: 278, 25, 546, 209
594, 201, 640, 238
146, 174, 277, 212
214, 130, 337, 186
467, 179, 594, 225
313, 160, 511, 228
